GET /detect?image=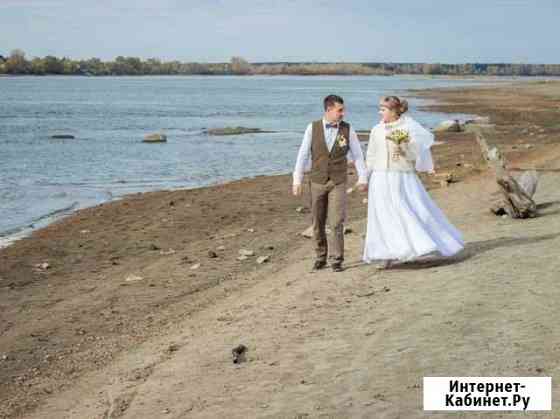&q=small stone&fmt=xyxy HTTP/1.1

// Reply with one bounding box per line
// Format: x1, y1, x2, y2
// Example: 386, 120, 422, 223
207, 250, 218, 258
238, 249, 254, 257
217, 245, 226, 251
525, 144, 534, 149
300, 226, 314, 238
343, 227, 353, 235
445, 173, 457, 183
190, 263, 201, 270
160, 248, 176, 255
149, 244, 160, 251
232, 344, 248, 364
362, 198, 368, 204
80, 229, 90, 234
346, 187, 354, 194
237, 255, 248, 261
433, 119, 463, 133
143, 133, 167, 143
125, 274, 144, 282
256, 255, 270, 264
166, 343, 180, 353
295, 206, 308, 213
247, 228, 255, 233
35, 262, 50, 270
